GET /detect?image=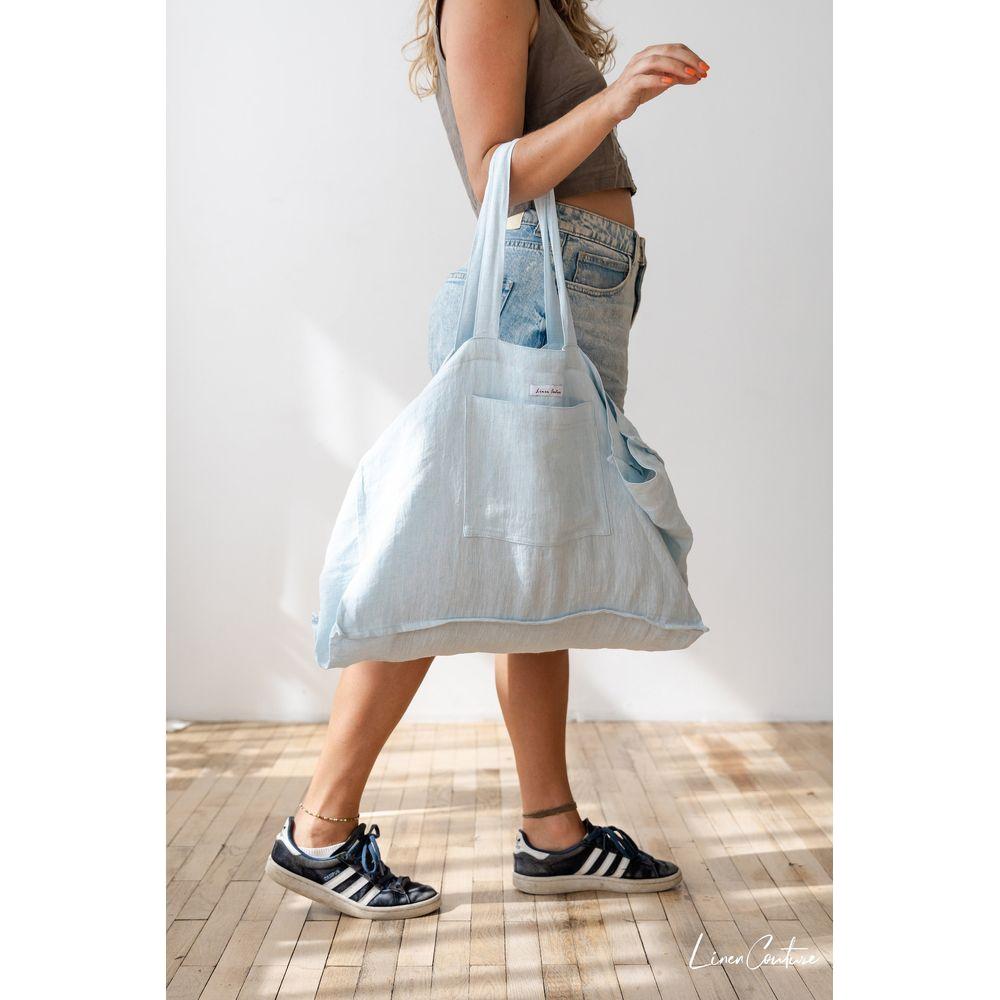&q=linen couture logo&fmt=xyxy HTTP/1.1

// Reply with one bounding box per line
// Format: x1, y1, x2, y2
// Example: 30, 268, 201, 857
688, 932, 820, 971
